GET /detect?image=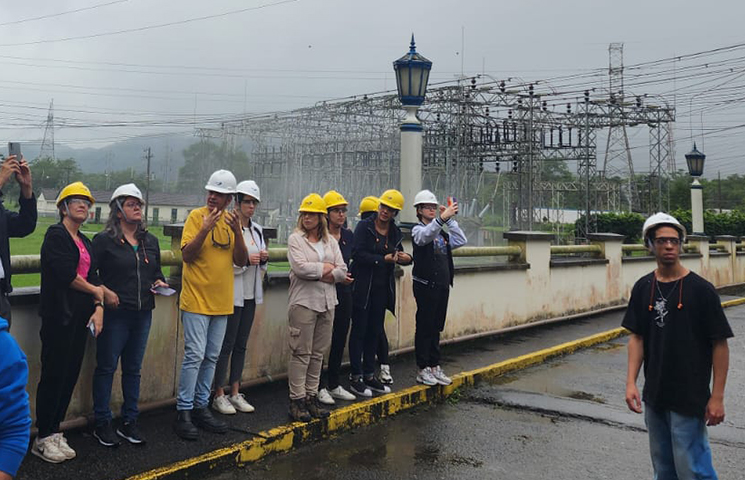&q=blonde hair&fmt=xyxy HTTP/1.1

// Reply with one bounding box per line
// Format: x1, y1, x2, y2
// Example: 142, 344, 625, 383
295, 212, 329, 241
